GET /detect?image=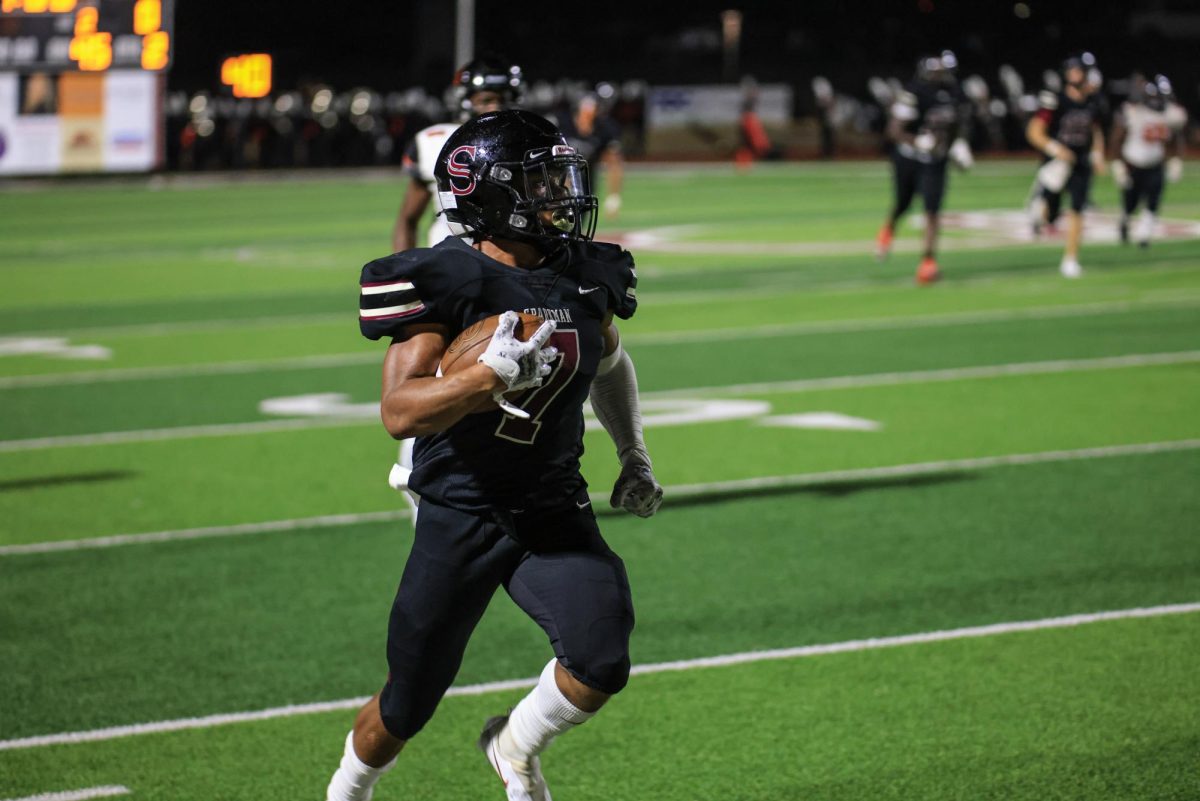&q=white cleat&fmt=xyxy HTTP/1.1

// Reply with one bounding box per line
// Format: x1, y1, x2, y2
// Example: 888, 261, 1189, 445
1059, 257, 1083, 279
479, 715, 553, 801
